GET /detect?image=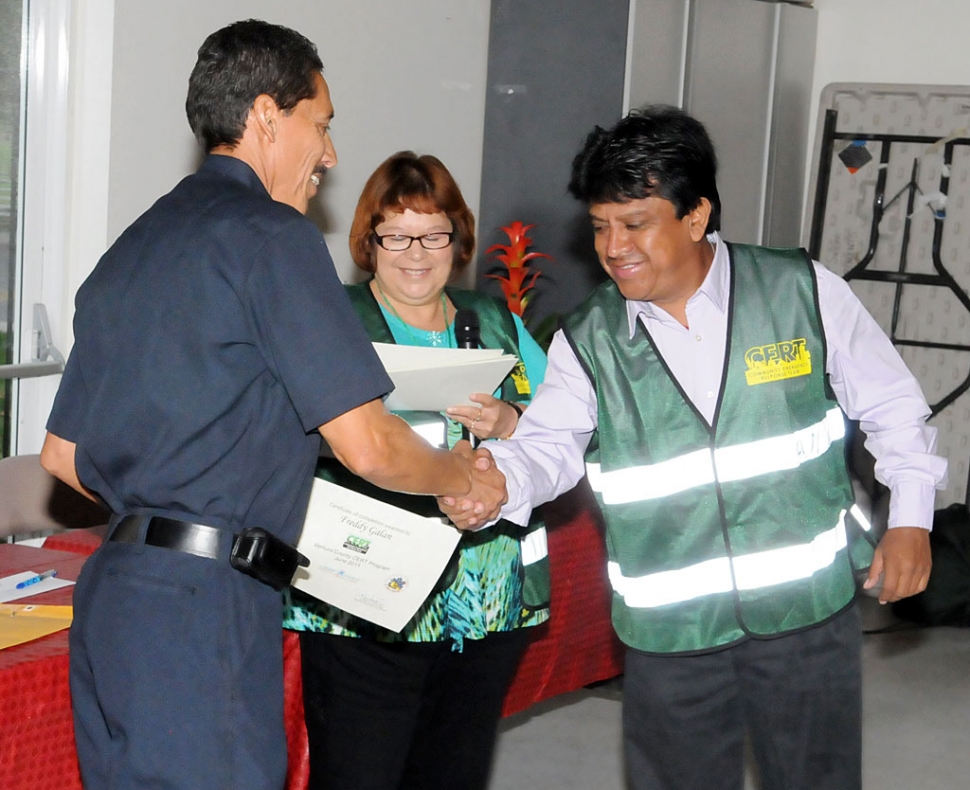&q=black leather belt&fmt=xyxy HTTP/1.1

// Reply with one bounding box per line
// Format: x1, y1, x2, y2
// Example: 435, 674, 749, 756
110, 515, 234, 560
110, 515, 309, 589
